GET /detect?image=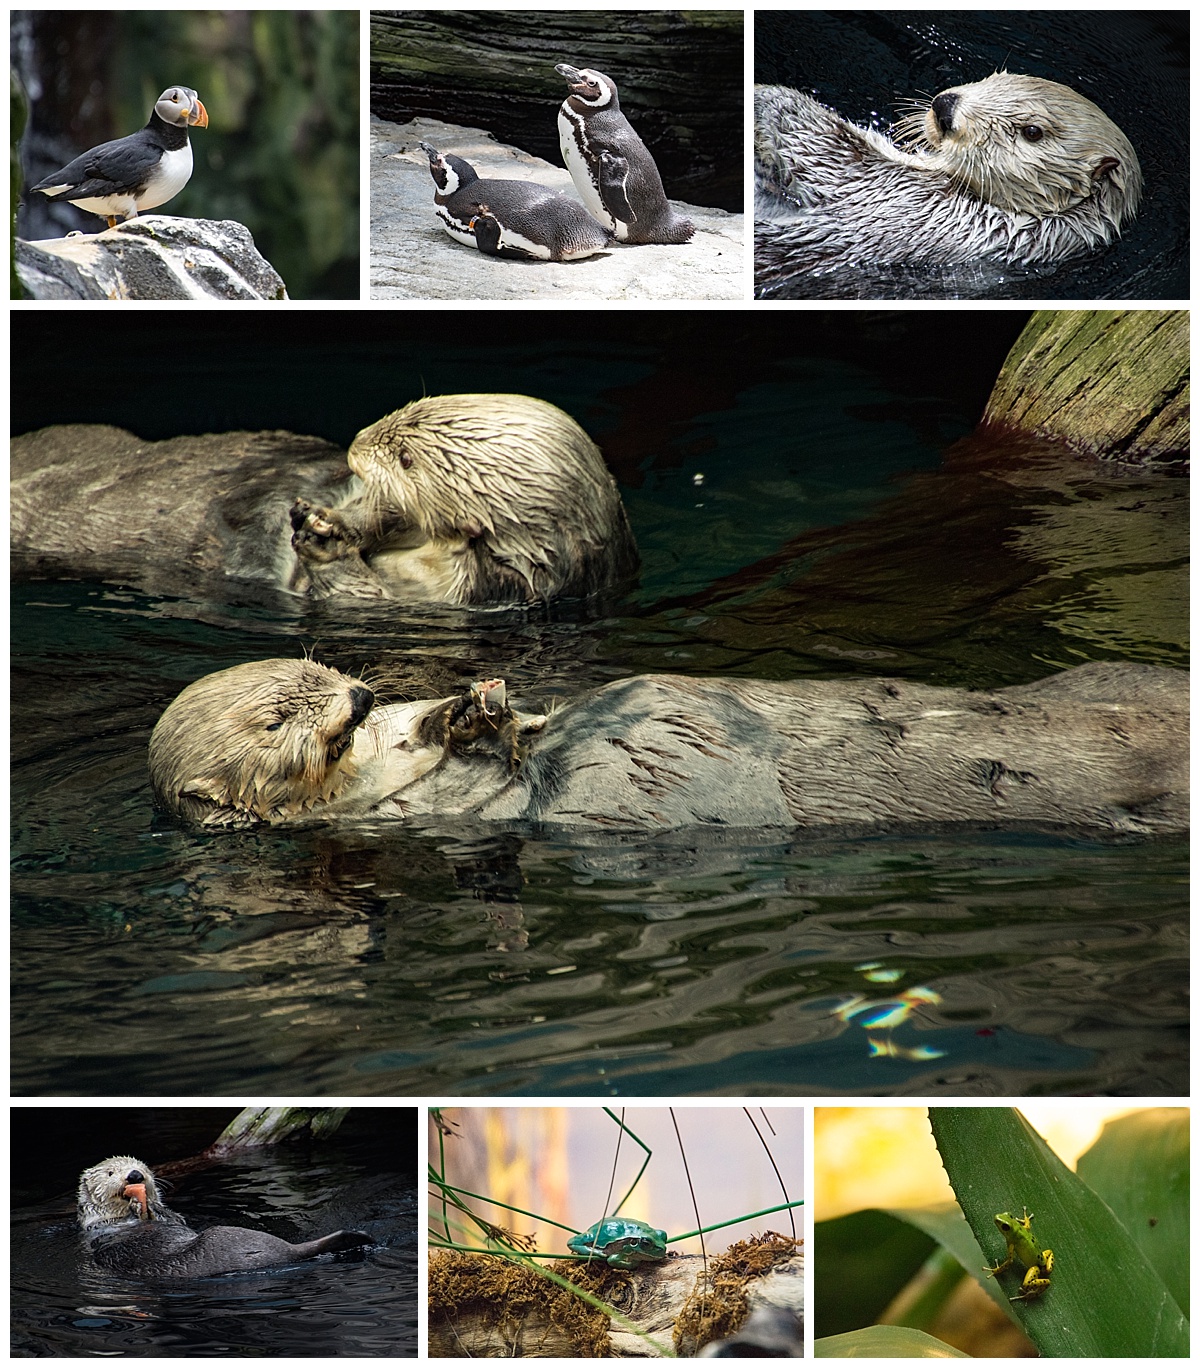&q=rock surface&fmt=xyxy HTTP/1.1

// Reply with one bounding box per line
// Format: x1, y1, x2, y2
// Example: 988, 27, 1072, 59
370, 117, 745, 301
369, 9, 744, 210
15, 216, 289, 300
